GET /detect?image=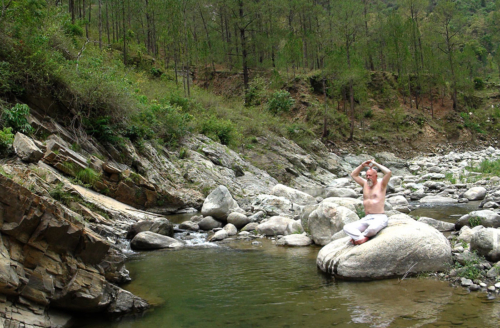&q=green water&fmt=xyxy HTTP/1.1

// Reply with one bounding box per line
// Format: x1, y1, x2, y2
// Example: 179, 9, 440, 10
75, 238, 500, 328
74, 203, 500, 327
